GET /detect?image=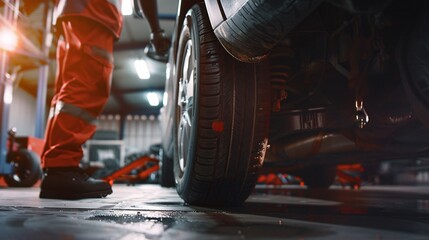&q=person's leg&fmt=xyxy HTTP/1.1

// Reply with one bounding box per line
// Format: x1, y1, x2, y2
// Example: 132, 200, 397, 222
40, 17, 115, 199
42, 18, 114, 168
41, 38, 66, 163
